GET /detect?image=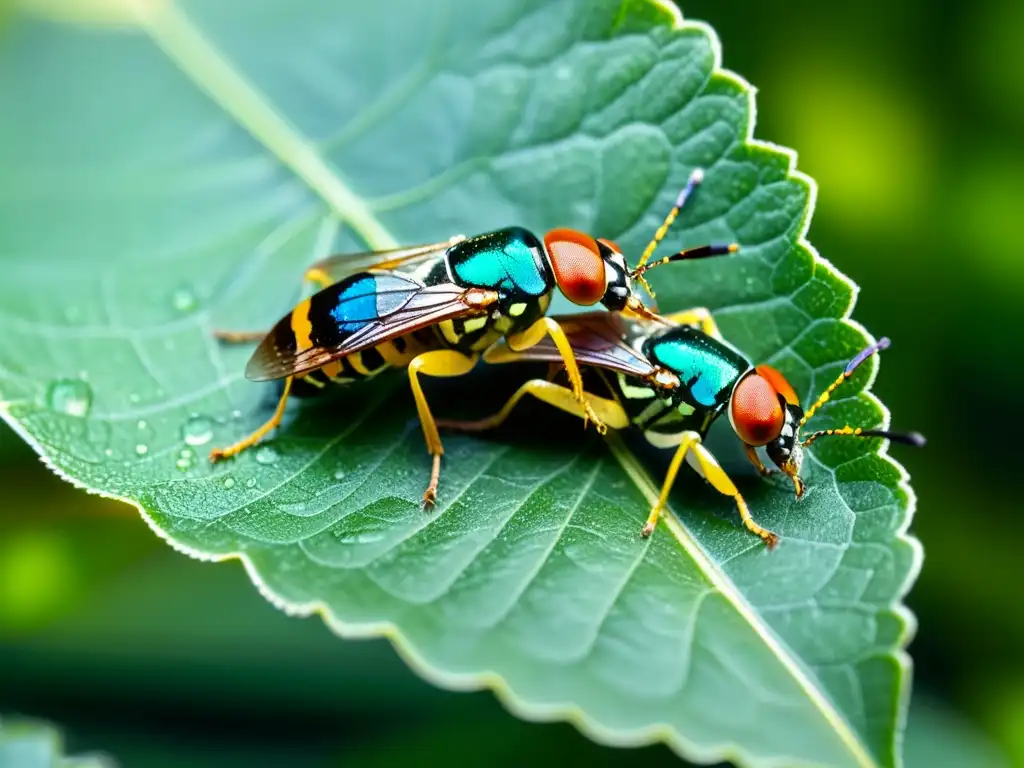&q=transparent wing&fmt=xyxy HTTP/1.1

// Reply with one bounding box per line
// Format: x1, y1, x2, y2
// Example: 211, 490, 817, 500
304, 239, 457, 286
246, 271, 495, 381
485, 312, 657, 379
